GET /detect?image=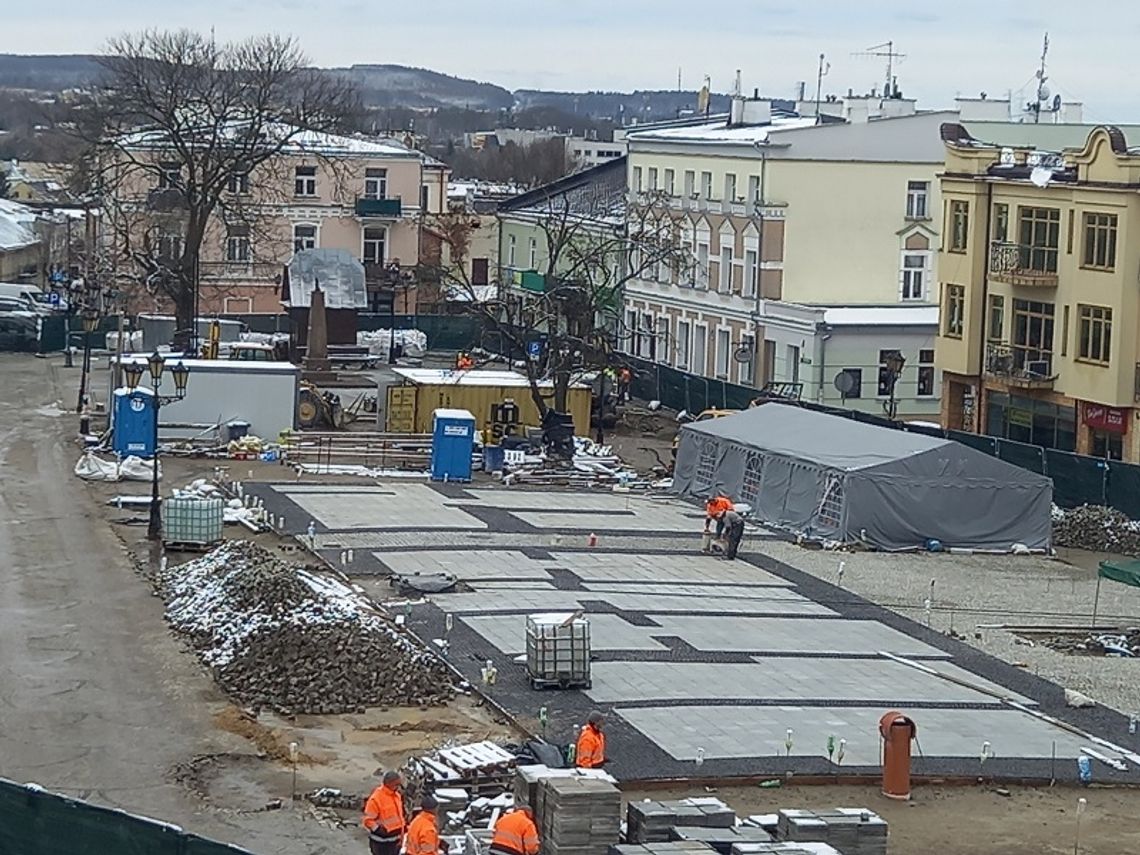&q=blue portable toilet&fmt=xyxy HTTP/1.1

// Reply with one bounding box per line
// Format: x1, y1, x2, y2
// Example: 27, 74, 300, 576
112, 387, 157, 458
431, 408, 476, 482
